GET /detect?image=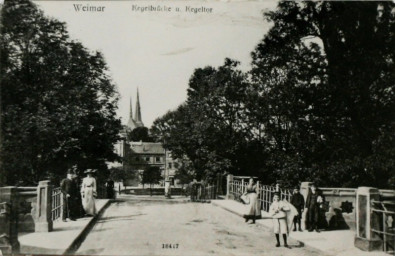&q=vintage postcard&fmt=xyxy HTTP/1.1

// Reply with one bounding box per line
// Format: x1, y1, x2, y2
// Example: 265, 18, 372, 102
0, 0, 394, 255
